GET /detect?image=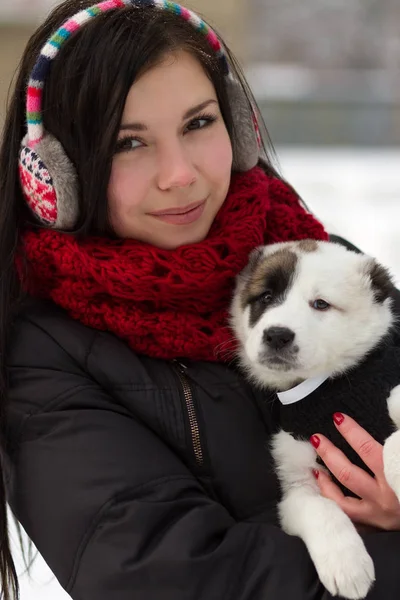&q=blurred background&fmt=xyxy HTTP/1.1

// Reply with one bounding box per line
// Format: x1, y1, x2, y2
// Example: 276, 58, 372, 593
1, 1, 399, 598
